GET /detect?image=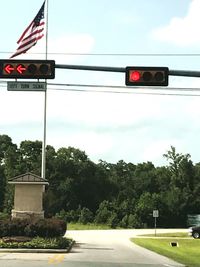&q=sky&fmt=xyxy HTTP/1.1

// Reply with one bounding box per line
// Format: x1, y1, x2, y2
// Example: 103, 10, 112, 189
1, 0, 200, 166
